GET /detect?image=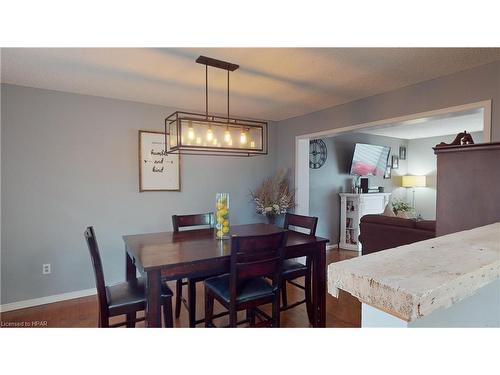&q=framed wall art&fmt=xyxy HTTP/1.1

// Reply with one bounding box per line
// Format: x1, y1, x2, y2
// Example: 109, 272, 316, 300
384, 165, 392, 179
139, 130, 180, 192
399, 146, 407, 160
391, 155, 399, 169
